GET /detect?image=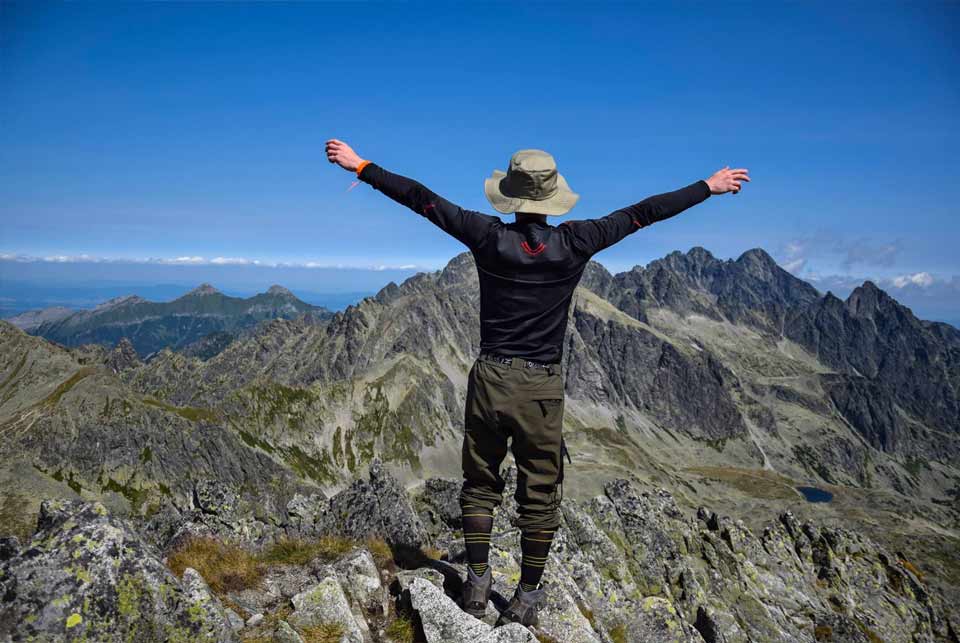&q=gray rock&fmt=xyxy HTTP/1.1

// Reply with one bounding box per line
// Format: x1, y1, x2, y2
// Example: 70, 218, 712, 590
406, 576, 538, 643
0, 500, 235, 642
275, 619, 306, 643
320, 459, 428, 547
289, 576, 366, 643
0, 538, 19, 562
334, 548, 385, 614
